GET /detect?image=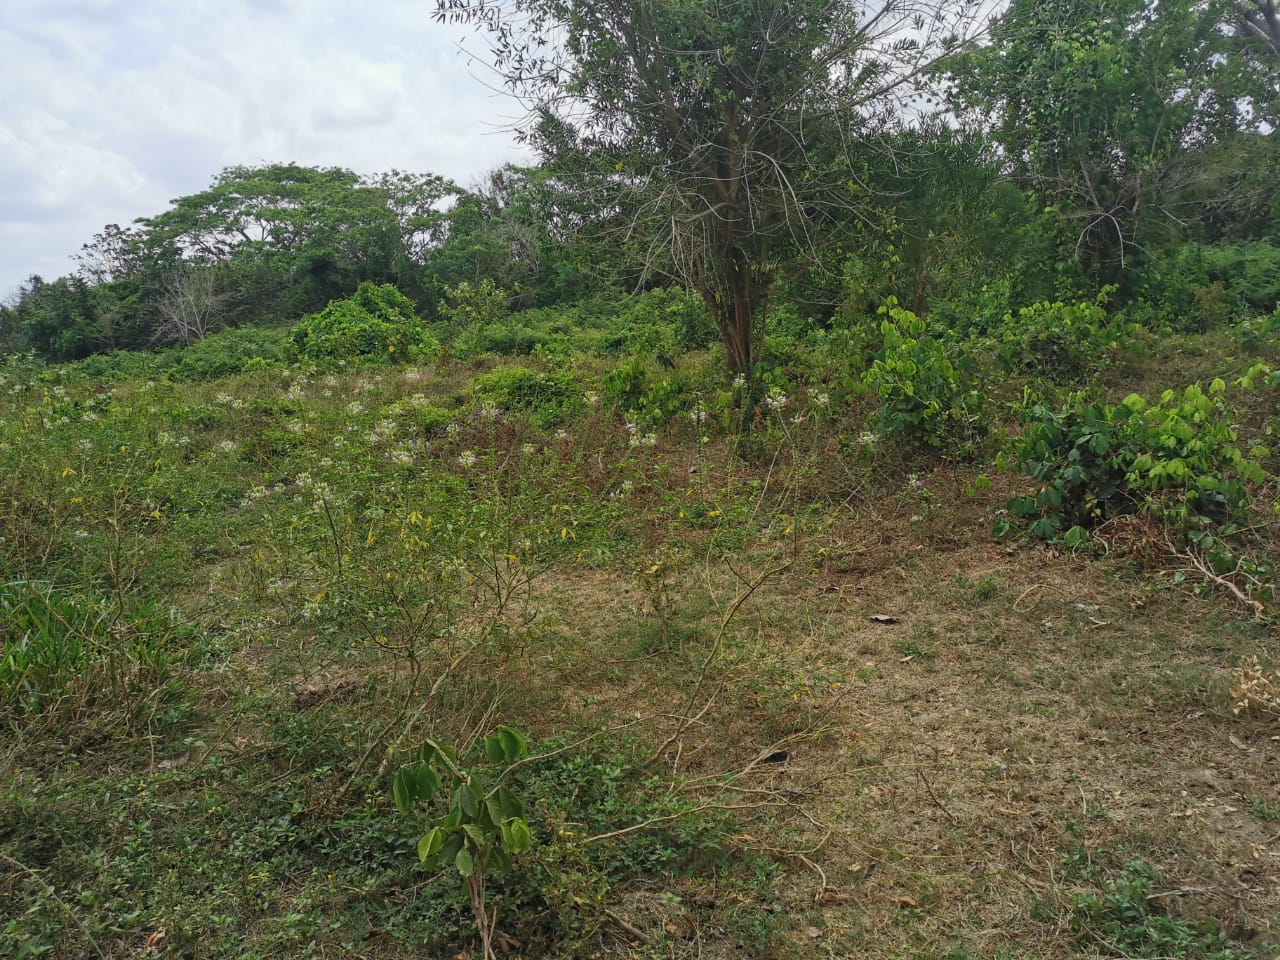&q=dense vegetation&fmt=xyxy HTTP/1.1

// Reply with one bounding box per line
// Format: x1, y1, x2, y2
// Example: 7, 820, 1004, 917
2, 1, 1279, 958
